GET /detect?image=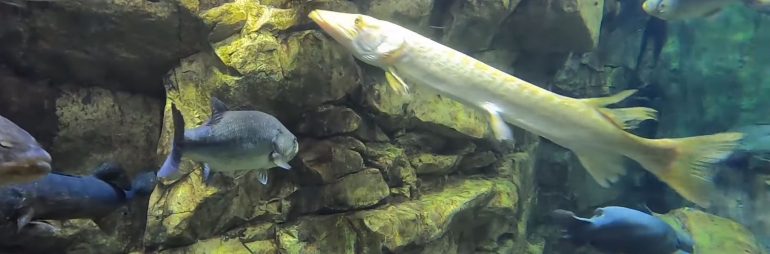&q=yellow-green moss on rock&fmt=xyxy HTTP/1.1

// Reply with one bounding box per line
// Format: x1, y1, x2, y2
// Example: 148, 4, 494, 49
659, 207, 766, 254
410, 153, 461, 175
363, 81, 491, 140
348, 178, 518, 252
